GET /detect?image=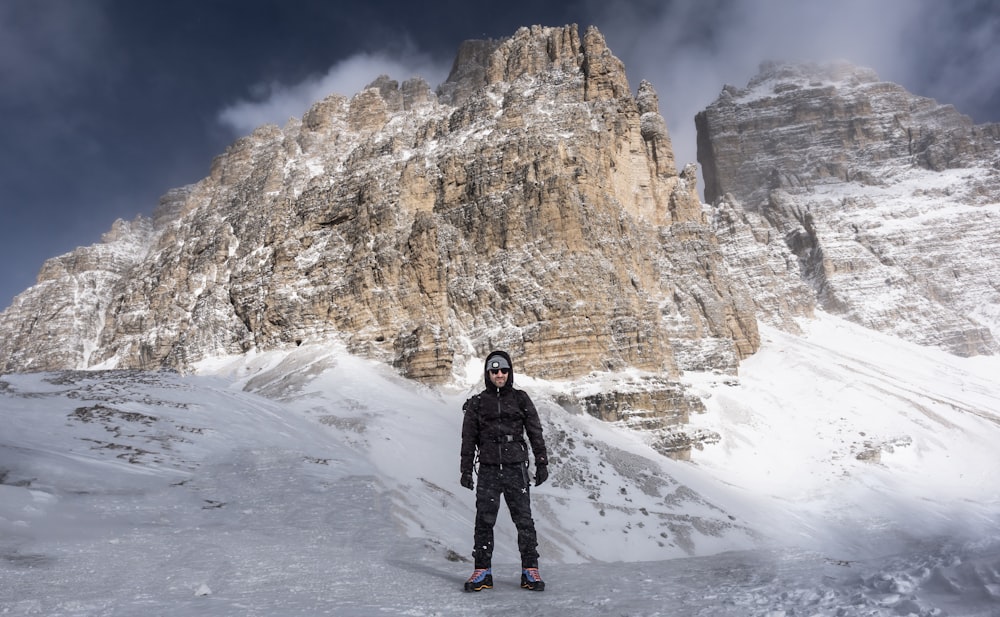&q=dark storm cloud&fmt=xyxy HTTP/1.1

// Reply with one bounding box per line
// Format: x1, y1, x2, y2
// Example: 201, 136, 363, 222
0, 1, 117, 307
897, 2, 1000, 123
0, 1, 108, 98
0, 0, 111, 181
